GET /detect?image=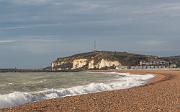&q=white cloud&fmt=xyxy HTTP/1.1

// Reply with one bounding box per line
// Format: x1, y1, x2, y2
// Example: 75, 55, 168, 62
0, 37, 90, 54
138, 40, 167, 46
0, 38, 60, 45
0, 38, 56, 53
11, 0, 51, 5
77, 2, 101, 11
0, 23, 62, 31
0, 40, 17, 44
133, 2, 180, 15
